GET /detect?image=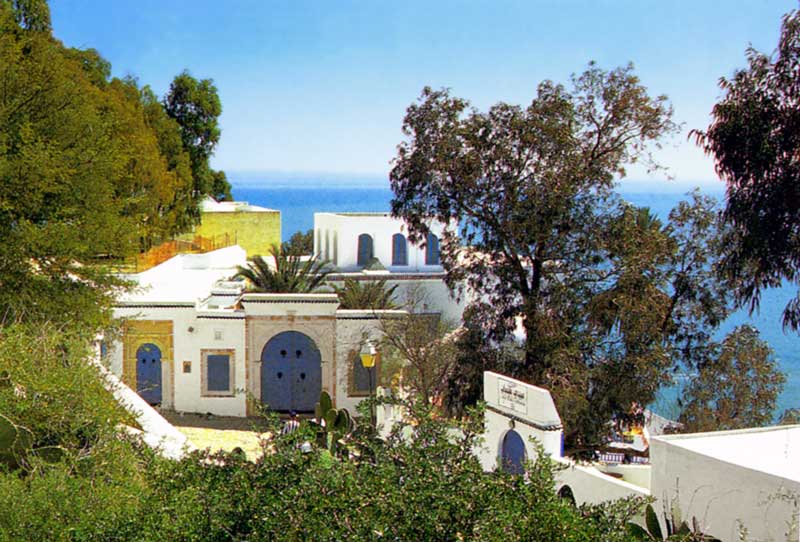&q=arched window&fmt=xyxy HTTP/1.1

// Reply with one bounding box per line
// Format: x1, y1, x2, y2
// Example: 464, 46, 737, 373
501, 429, 526, 475
357, 234, 374, 267
558, 485, 576, 506
425, 233, 440, 265
392, 233, 408, 266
